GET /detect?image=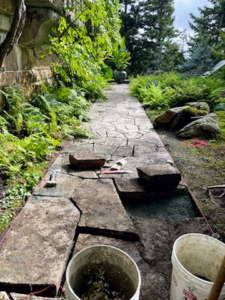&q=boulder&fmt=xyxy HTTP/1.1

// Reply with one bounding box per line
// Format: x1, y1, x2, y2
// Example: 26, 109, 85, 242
170, 105, 208, 131
137, 164, 181, 191
154, 107, 185, 129
185, 102, 210, 113
177, 113, 220, 139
